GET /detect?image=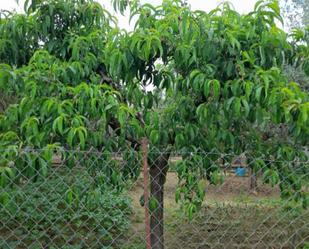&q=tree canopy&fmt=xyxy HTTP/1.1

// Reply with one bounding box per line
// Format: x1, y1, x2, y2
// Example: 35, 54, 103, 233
1, 0, 309, 248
